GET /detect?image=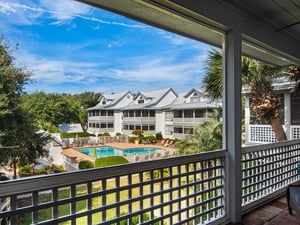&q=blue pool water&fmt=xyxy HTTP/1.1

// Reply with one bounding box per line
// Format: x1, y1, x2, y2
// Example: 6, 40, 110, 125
77, 146, 162, 158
